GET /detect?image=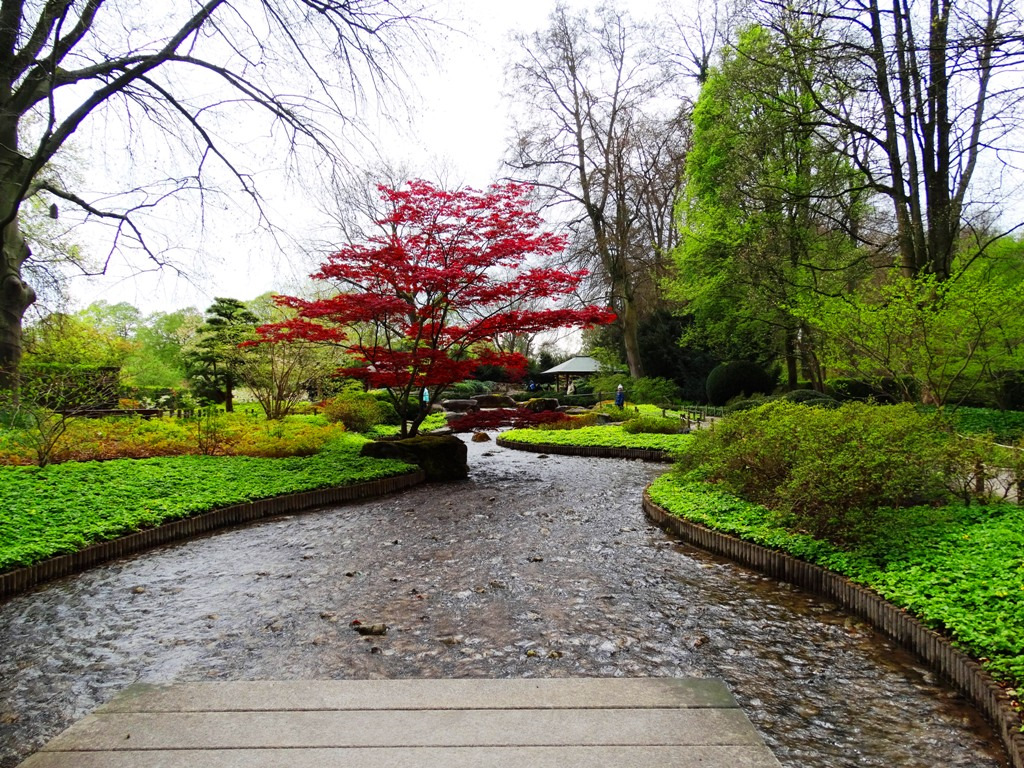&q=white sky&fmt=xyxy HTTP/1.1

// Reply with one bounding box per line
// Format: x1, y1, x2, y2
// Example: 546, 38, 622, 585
66, 0, 670, 317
